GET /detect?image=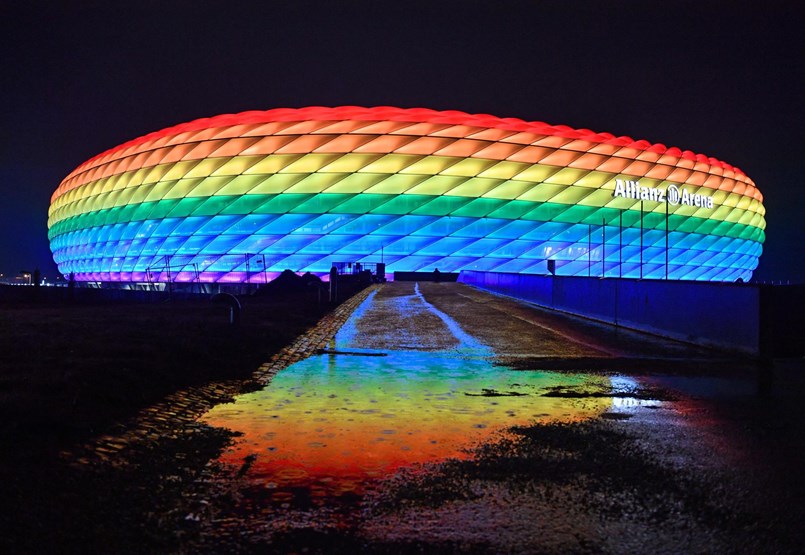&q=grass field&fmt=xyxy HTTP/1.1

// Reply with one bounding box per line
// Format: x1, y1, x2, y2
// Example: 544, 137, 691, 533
0, 287, 330, 462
